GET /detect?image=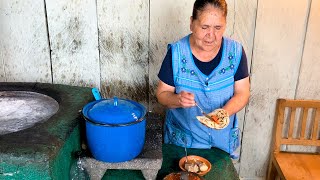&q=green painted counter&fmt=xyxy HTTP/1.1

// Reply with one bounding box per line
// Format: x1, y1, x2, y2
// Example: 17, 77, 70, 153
0, 82, 93, 180
102, 144, 239, 180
